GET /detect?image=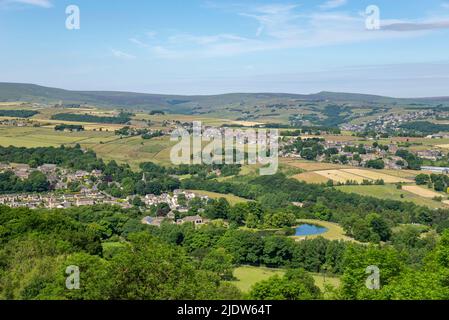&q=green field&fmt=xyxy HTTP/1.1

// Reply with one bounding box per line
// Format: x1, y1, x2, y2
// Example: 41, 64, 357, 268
0, 126, 117, 148
336, 184, 447, 209
0, 126, 177, 169
230, 266, 340, 293
89, 136, 176, 169
187, 190, 249, 206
